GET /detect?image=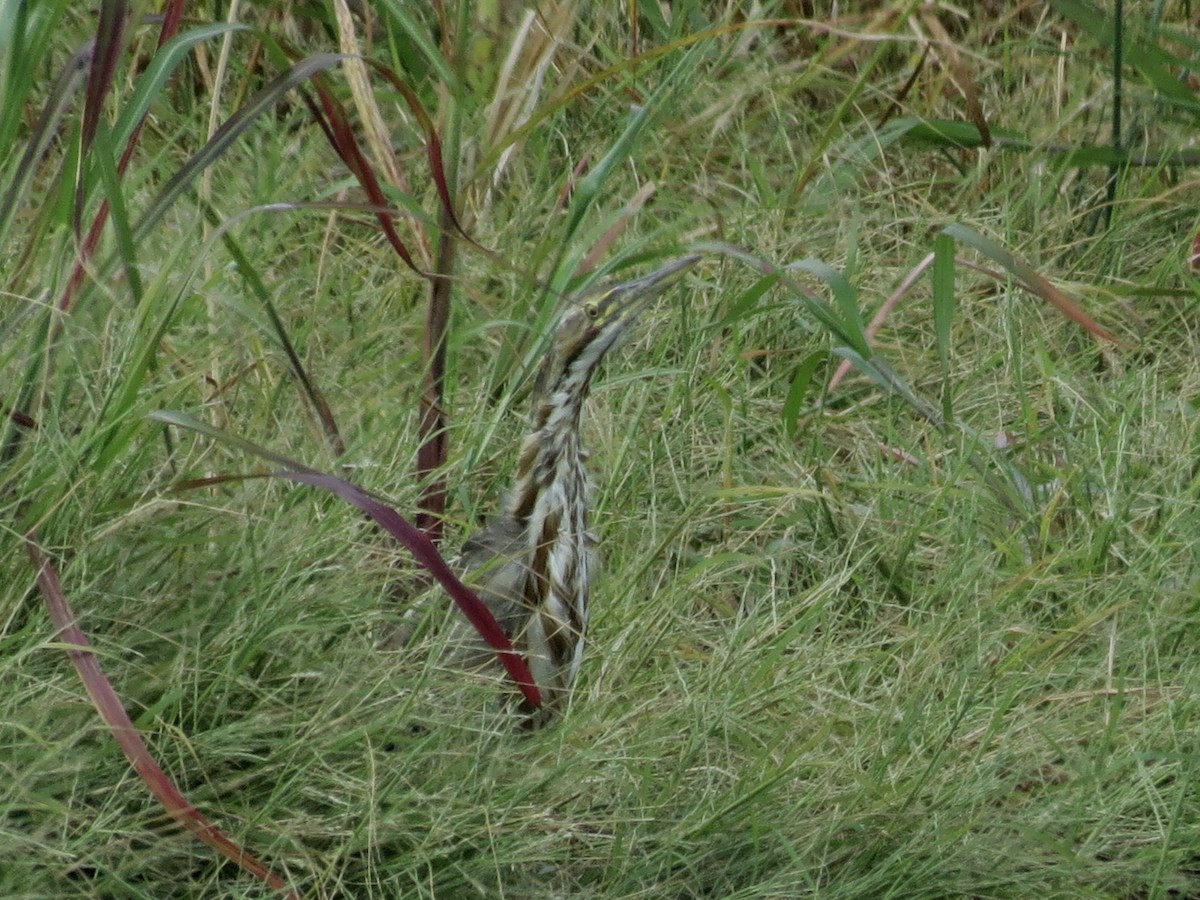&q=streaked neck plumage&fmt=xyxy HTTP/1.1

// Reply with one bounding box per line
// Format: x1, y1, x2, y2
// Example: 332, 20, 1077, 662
505, 339, 608, 695
488, 255, 696, 711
